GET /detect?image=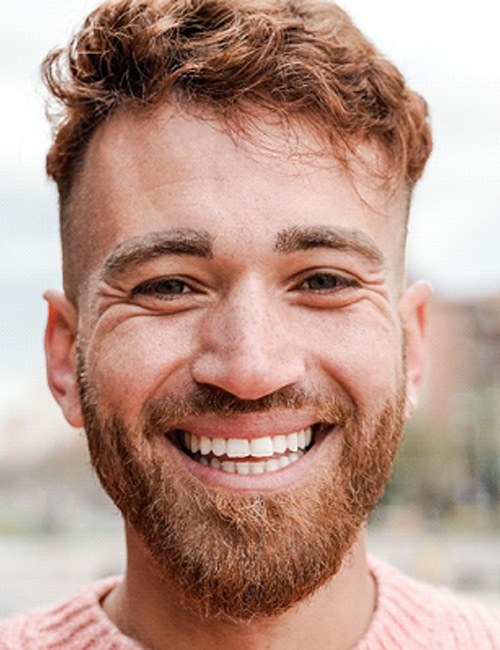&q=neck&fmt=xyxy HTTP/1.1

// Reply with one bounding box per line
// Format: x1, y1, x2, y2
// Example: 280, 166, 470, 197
102, 527, 376, 650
